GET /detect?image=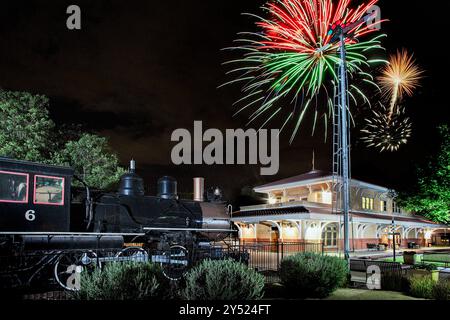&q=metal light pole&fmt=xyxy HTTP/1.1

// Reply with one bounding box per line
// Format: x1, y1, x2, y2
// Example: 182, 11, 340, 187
327, 11, 377, 261
338, 32, 351, 260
